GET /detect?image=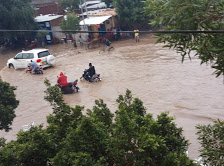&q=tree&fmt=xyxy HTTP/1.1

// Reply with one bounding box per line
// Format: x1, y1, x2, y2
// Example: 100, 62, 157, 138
60, 13, 80, 35
35, 28, 49, 47
59, 0, 80, 12
0, 80, 197, 166
144, 0, 224, 77
0, 78, 19, 132
196, 120, 224, 166
102, 0, 114, 7
113, 0, 148, 27
0, 0, 36, 47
